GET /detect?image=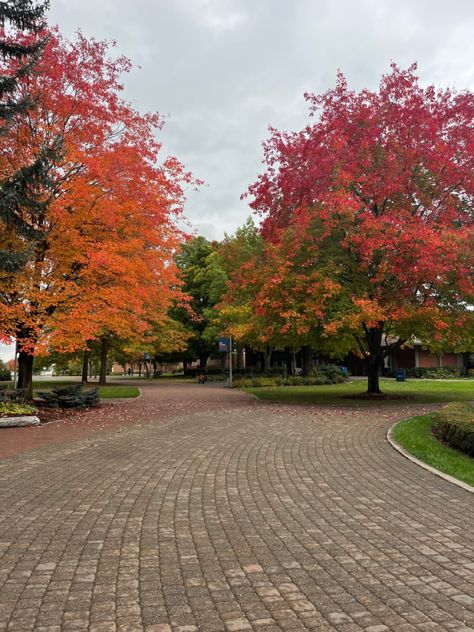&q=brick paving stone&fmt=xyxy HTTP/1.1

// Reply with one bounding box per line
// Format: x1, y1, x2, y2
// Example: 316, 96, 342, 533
0, 381, 473, 631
